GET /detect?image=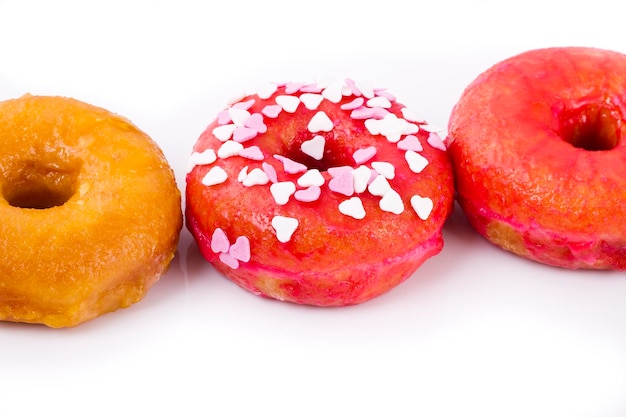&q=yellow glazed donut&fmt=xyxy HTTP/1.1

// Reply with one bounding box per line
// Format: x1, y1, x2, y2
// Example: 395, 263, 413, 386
0, 95, 182, 327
